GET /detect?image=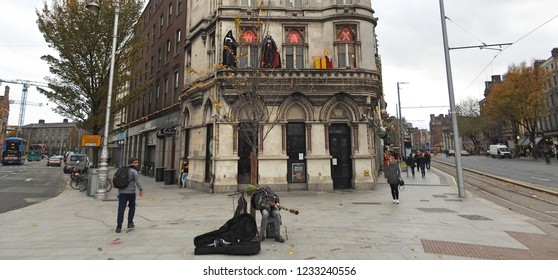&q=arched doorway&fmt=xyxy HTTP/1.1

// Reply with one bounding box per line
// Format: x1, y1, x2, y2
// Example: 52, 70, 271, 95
329, 124, 352, 189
